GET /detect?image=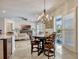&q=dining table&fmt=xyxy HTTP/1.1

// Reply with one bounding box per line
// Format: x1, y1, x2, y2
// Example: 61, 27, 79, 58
32, 35, 48, 56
